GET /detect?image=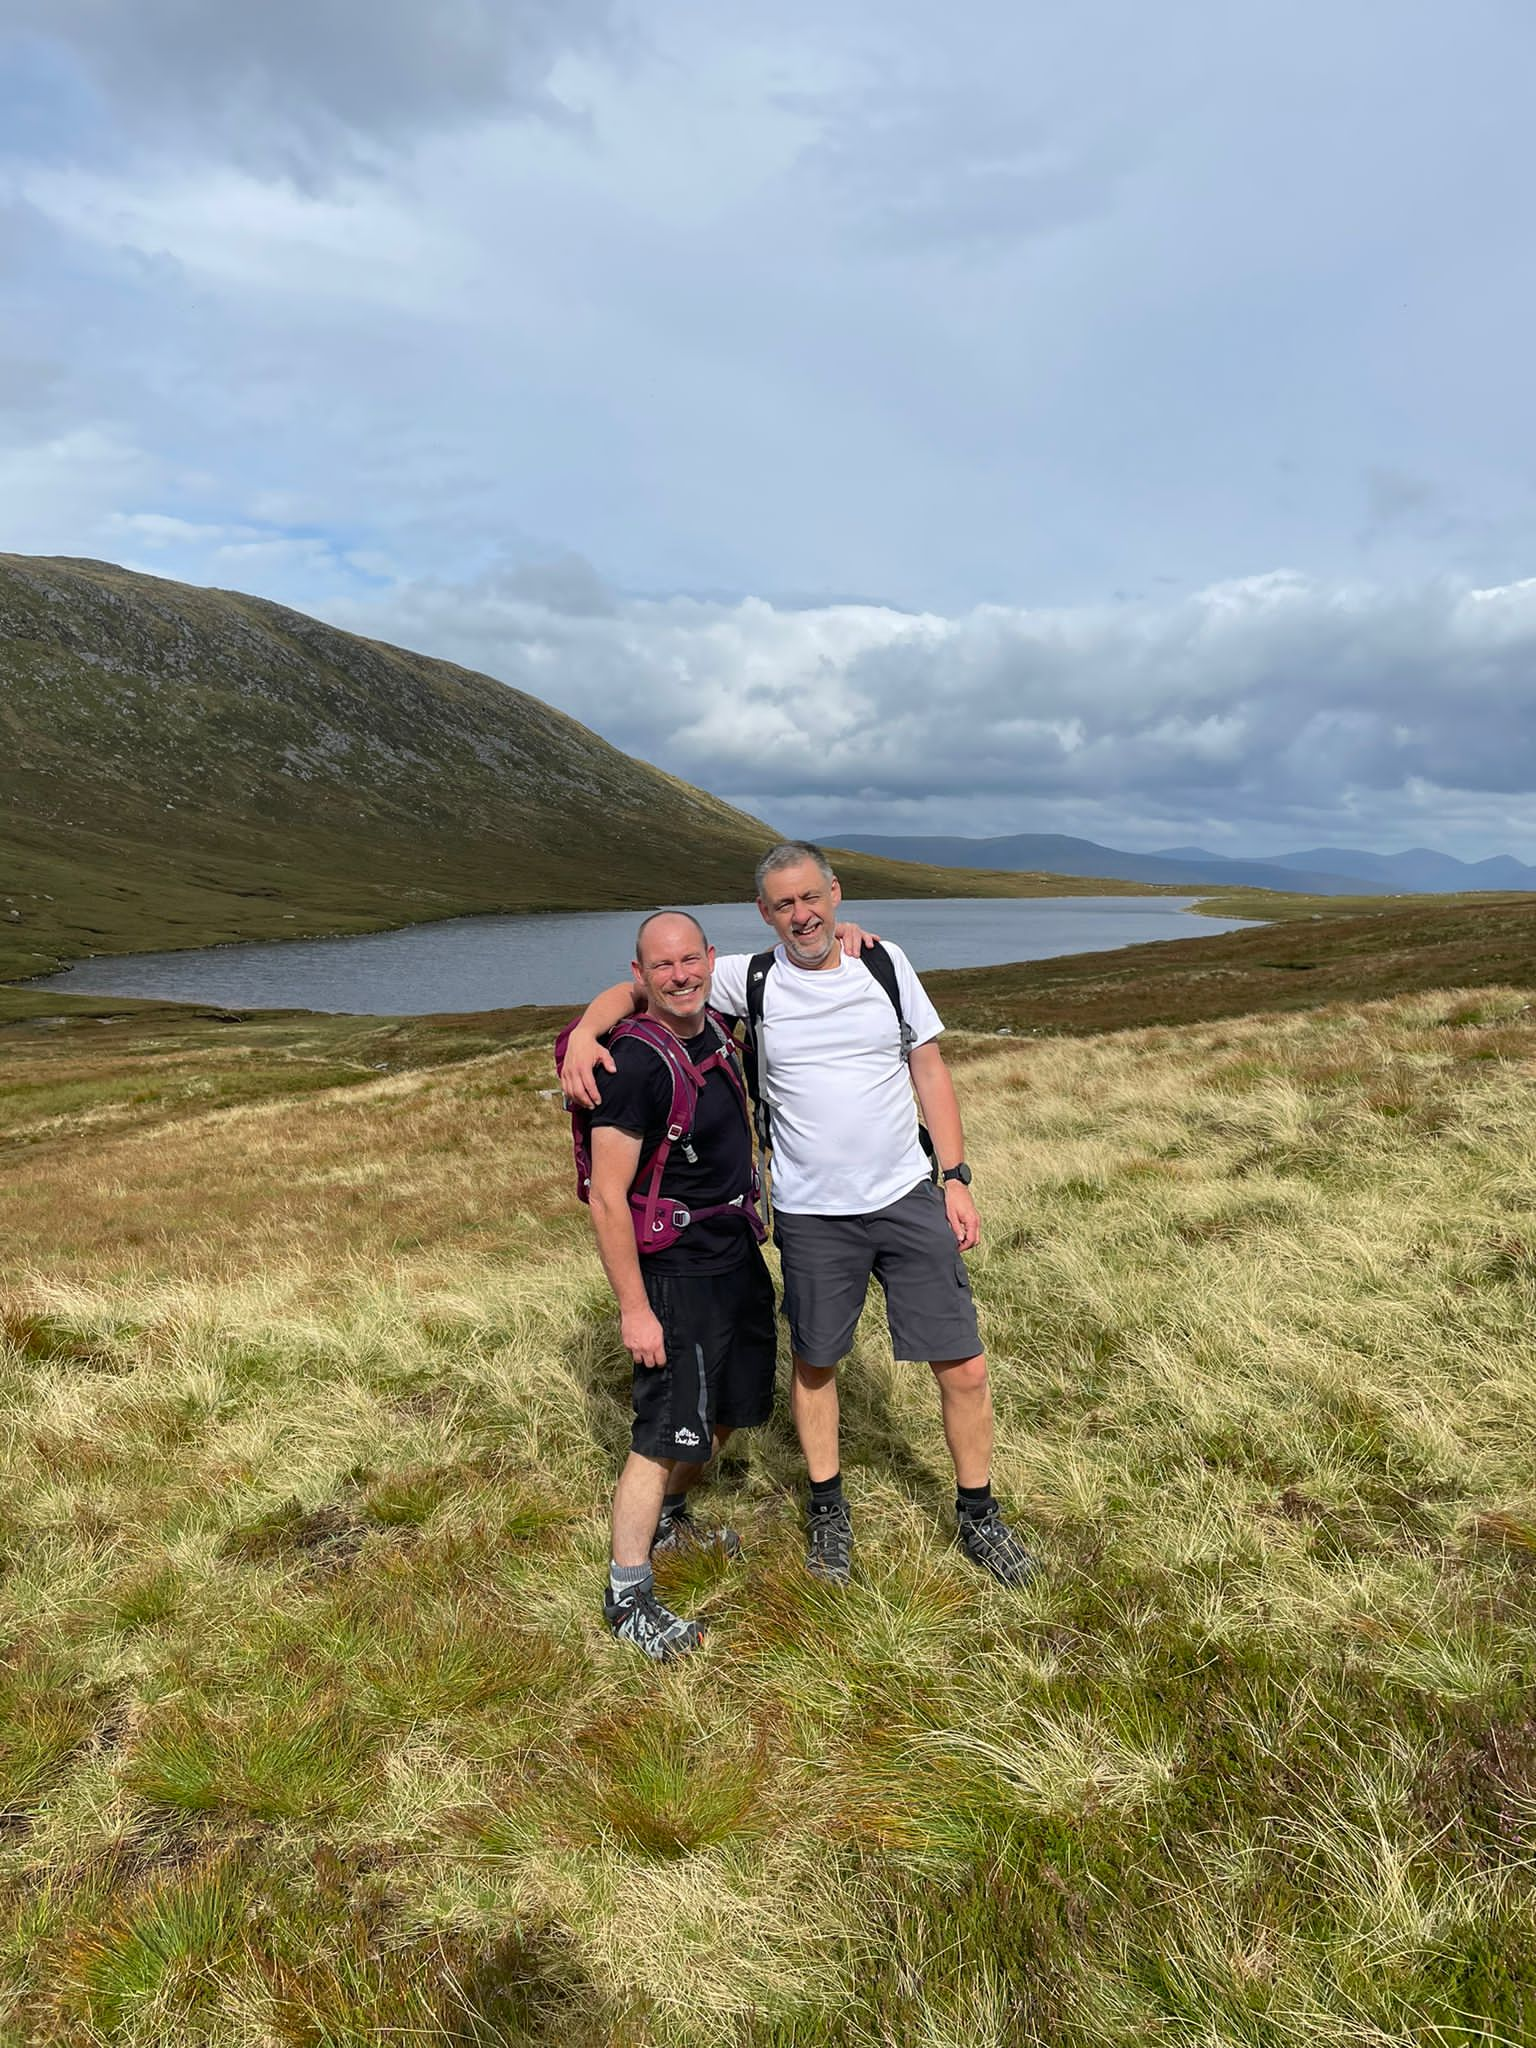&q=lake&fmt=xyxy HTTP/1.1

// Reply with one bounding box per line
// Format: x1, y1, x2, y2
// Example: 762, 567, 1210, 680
23, 897, 1260, 1016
